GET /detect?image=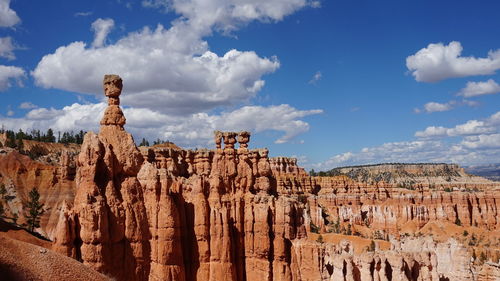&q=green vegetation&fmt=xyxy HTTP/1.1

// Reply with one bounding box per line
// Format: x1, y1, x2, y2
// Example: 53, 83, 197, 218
316, 234, 324, 244
139, 138, 150, 146
23, 188, 45, 232
455, 217, 462, 226
329, 218, 341, 234
0, 127, 86, 147
373, 230, 384, 240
